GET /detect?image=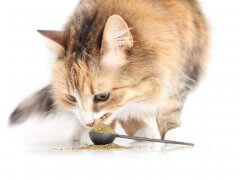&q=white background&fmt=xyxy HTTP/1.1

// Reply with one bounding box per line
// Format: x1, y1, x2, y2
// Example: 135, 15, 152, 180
0, 0, 240, 180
